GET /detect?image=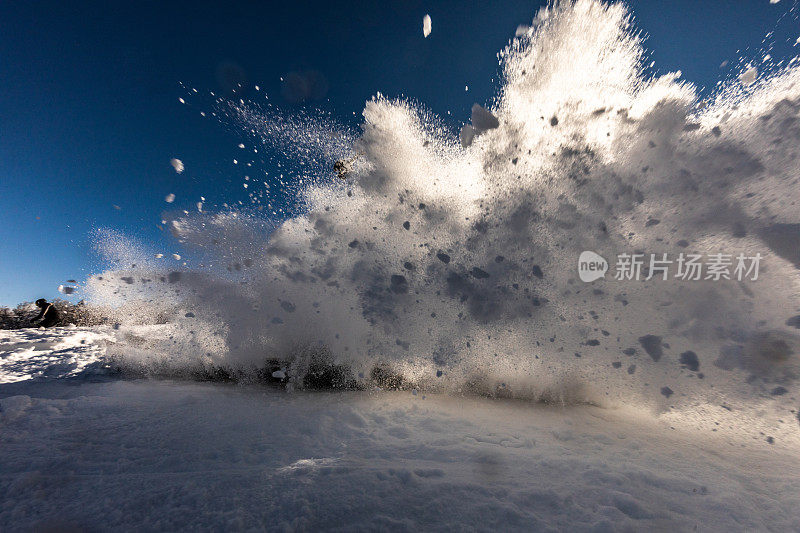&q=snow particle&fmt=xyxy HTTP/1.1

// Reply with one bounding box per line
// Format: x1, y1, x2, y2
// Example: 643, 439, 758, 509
170, 158, 184, 174
739, 66, 758, 86
679, 351, 700, 372
165, 193, 176, 203
471, 104, 500, 131
638, 335, 663, 361
423, 14, 432, 38
460, 124, 476, 148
